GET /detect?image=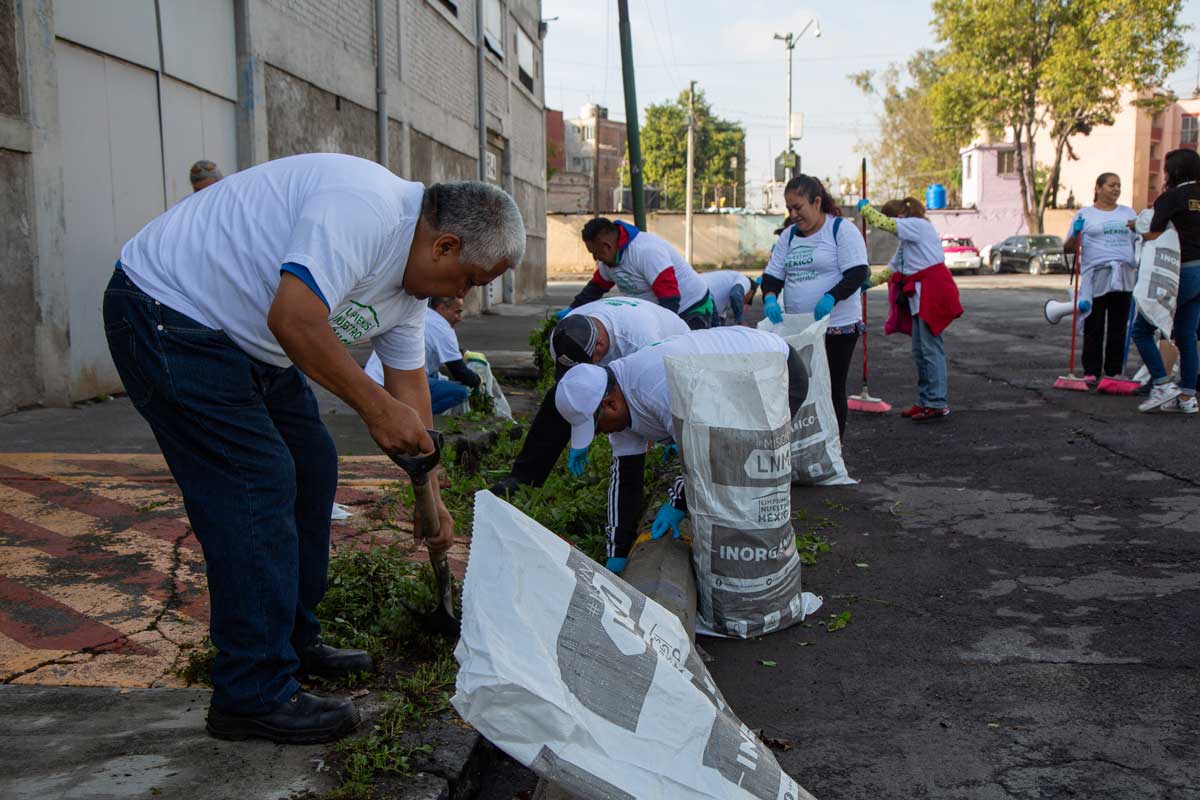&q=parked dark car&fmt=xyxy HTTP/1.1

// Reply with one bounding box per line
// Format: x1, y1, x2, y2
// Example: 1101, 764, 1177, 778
986, 235, 1071, 275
